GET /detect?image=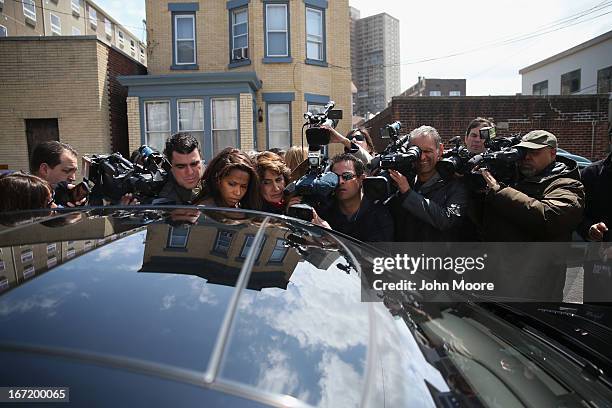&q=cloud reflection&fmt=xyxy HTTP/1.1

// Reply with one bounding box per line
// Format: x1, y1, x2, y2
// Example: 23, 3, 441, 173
0, 282, 76, 317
